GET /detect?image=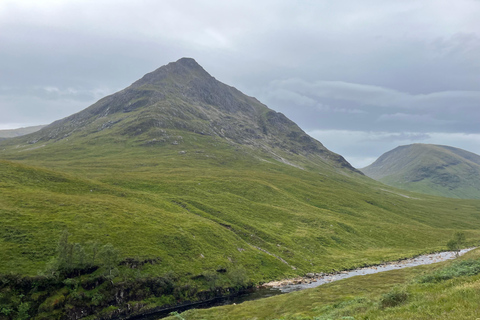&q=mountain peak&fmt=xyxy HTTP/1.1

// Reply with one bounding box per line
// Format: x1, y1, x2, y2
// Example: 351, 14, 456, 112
132, 57, 211, 88
175, 57, 201, 68
165, 57, 206, 75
